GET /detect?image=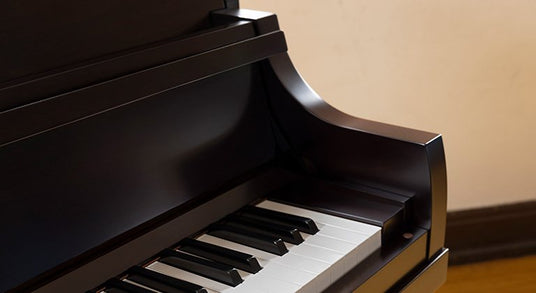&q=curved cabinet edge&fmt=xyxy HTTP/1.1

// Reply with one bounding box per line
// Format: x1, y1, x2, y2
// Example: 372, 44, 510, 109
263, 52, 447, 257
